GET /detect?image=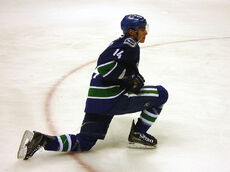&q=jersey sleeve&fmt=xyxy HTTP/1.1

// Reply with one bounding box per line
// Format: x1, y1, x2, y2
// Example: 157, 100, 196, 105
95, 60, 127, 83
